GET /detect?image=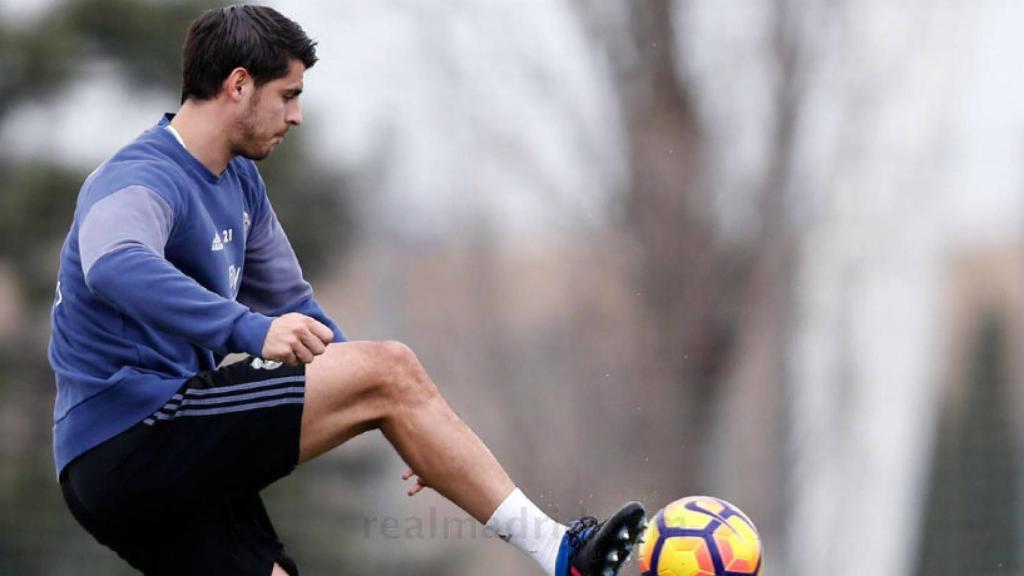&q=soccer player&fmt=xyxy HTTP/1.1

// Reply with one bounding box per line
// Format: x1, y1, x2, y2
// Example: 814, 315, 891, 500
49, 5, 645, 575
